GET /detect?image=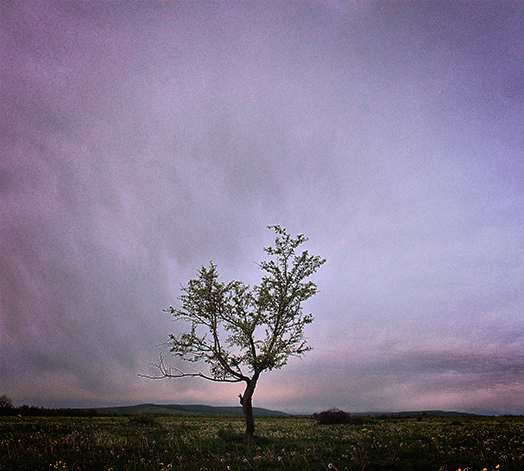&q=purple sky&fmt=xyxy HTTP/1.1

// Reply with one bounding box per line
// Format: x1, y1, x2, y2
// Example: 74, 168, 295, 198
1, 1, 524, 415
